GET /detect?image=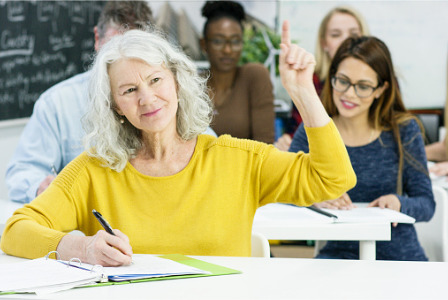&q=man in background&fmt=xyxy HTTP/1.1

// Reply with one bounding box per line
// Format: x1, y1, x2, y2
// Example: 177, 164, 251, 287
5, 1, 155, 203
